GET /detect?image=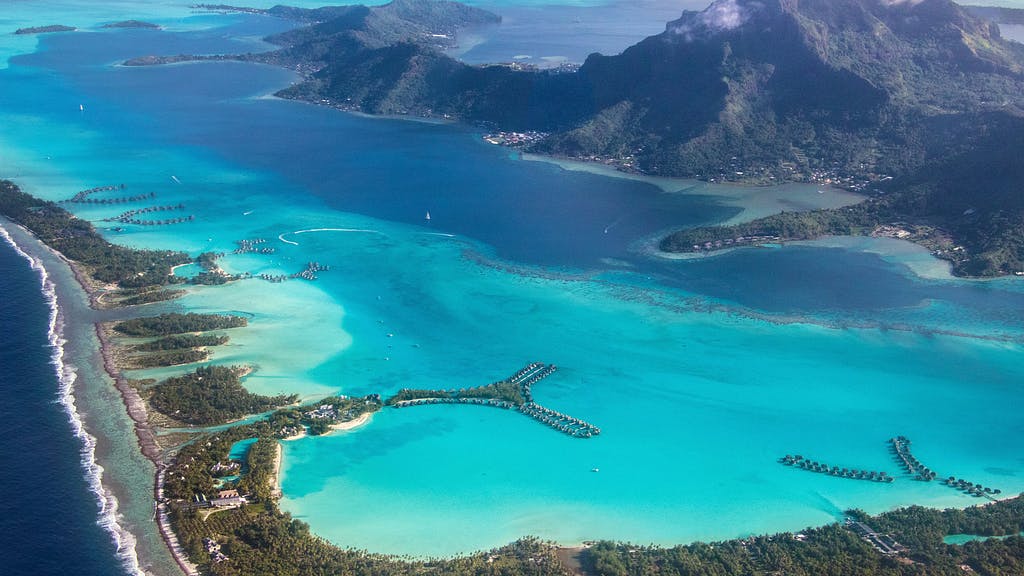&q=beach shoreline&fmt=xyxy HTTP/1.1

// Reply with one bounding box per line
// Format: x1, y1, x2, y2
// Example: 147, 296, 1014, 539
271, 441, 283, 499
518, 152, 866, 224
328, 411, 373, 433
0, 218, 196, 576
